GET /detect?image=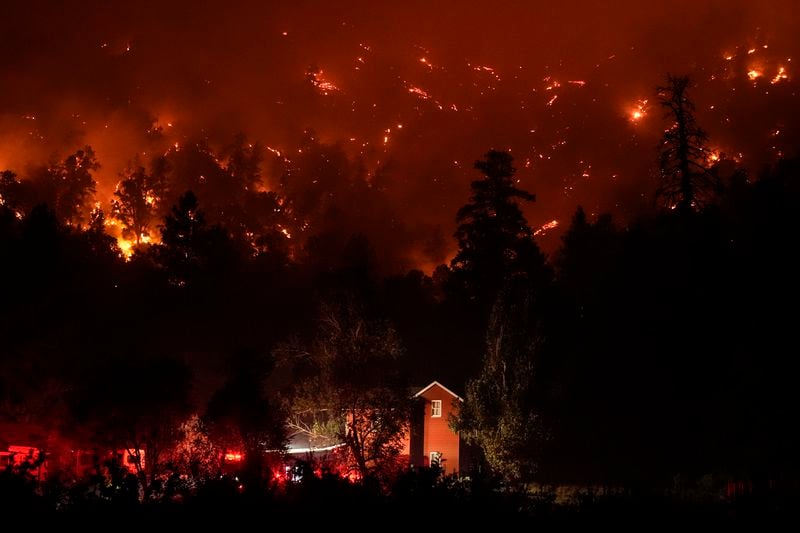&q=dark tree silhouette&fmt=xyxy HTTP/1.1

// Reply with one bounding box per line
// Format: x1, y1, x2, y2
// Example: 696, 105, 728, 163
83, 206, 121, 258
0, 170, 21, 213
110, 161, 167, 244
657, 75, 719, 213
68, 356, 192, 487
156, 190, 235, 286
555, 206, 619, 301
205, 350, 287, 485
449, 150, 546, 307
35, 146, 99, 225
224, 133, 263, 194
277, 133, 352, 234
164, 140, 227, 205
160, 136, 293, 256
